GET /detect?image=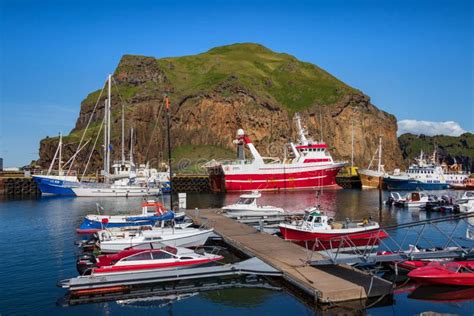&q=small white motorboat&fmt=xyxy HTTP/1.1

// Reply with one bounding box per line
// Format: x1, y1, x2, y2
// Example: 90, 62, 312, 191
222, 191, 284, 217
459, 200, 474, 213
458, 191, 474, 203
389, 191, 430, 208
96, 226, 214, 253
